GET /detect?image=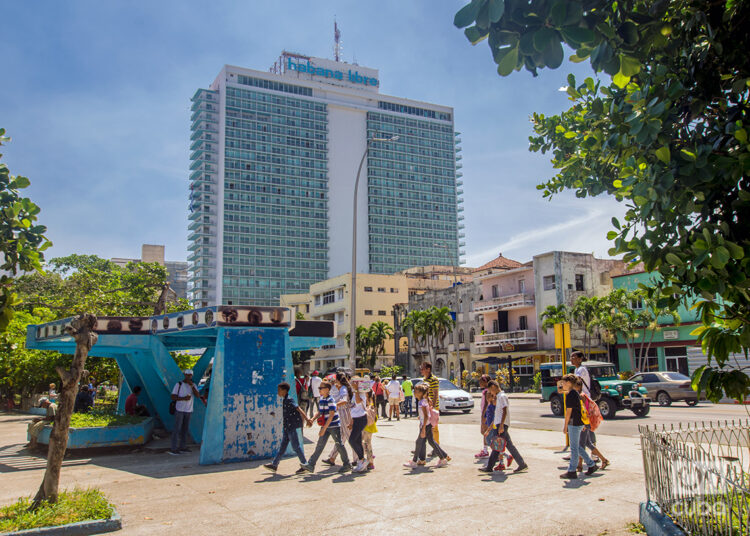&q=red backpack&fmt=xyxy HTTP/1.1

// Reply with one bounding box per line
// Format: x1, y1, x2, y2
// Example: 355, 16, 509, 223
582, 393, 602, 431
